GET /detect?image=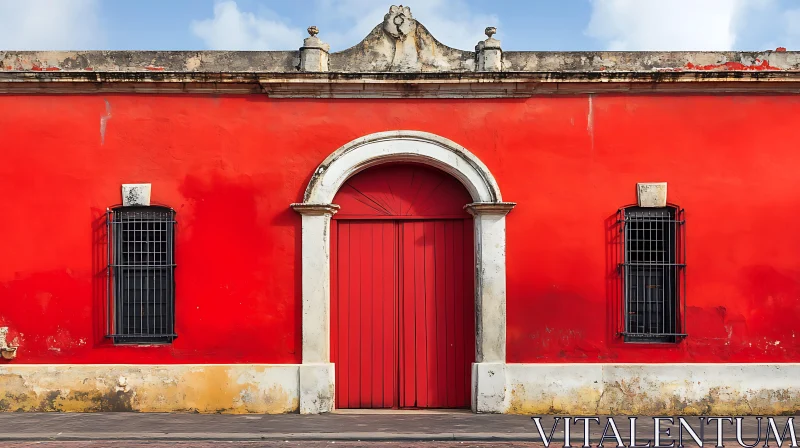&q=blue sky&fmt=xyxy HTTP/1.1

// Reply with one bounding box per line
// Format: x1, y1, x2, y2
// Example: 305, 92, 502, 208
1, 0, 798, 52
